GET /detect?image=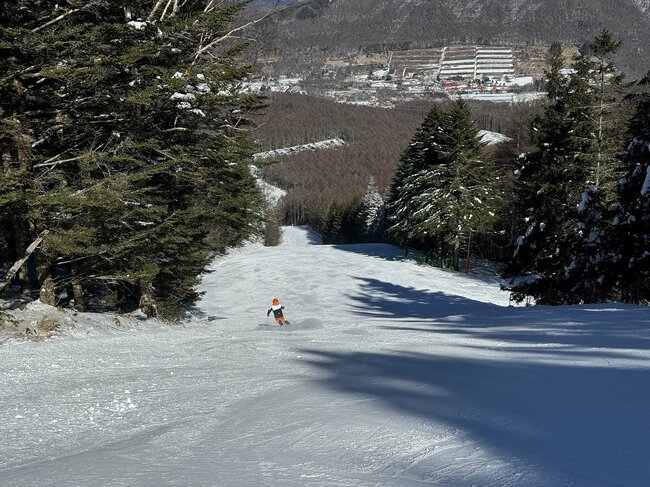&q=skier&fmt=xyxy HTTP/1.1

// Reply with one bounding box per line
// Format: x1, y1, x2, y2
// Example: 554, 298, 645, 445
267, 297, 289, 326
